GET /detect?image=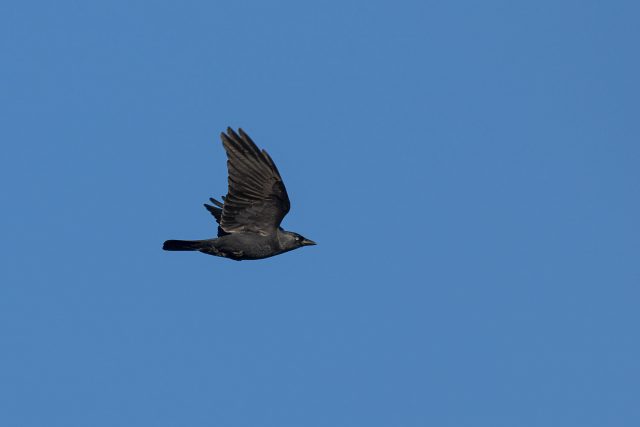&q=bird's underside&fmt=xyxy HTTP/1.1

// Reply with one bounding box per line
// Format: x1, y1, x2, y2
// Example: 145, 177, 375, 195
163, 127, 315, 261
